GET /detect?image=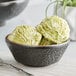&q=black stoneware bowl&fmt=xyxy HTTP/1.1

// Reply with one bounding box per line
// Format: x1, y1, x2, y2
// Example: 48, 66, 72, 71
6, 35, 70, 67
0, 0, 29, 26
